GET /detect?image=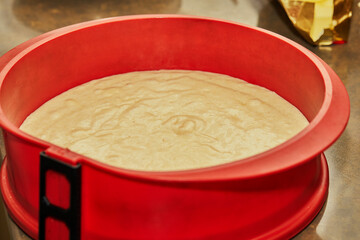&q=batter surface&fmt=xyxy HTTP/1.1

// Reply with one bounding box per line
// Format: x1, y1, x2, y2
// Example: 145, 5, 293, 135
20, 70, 308, 171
